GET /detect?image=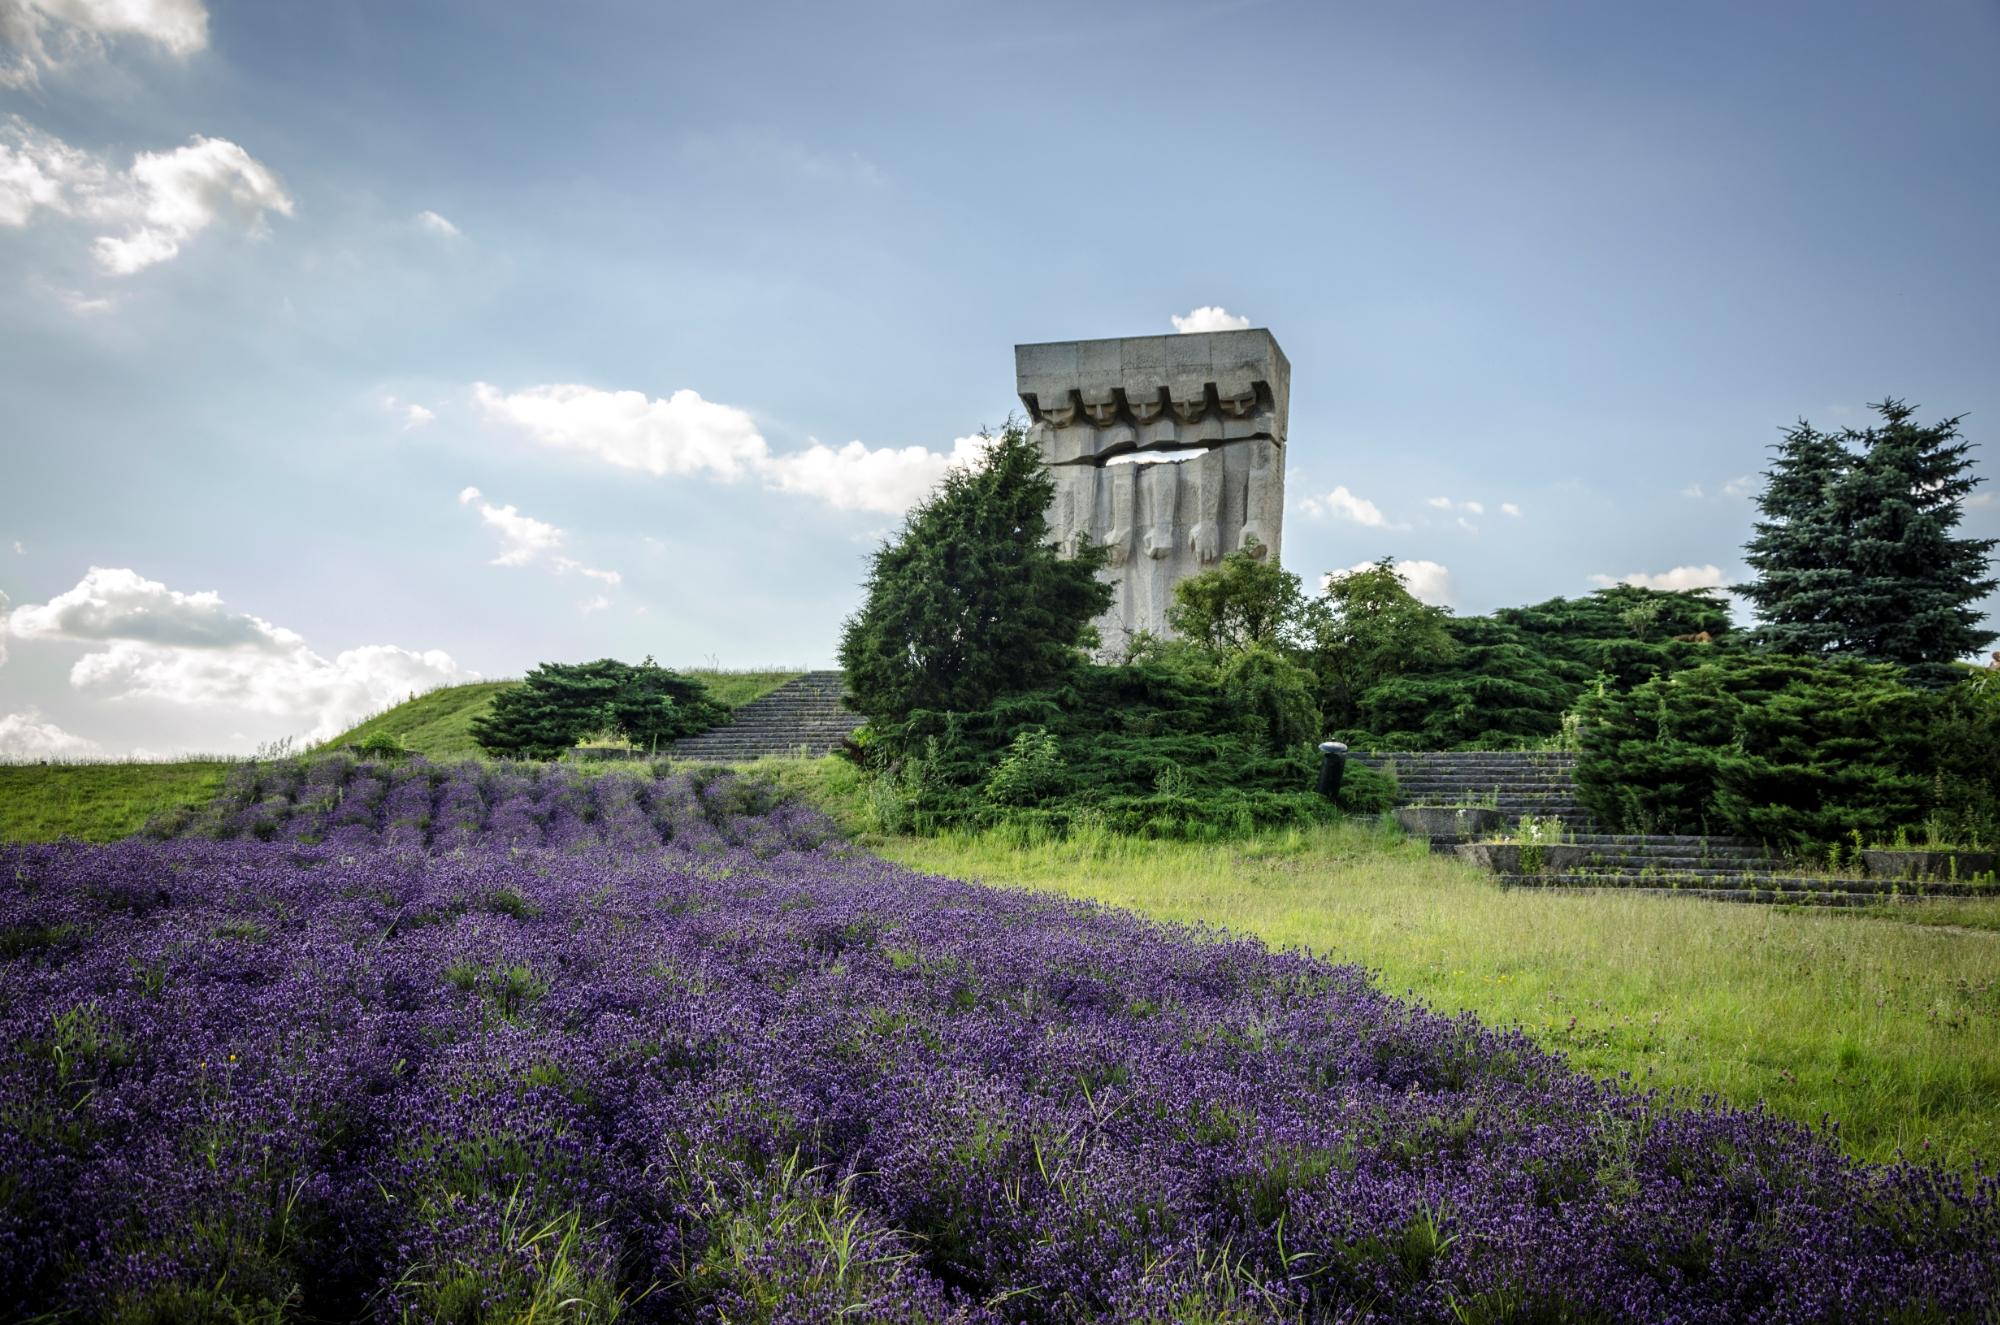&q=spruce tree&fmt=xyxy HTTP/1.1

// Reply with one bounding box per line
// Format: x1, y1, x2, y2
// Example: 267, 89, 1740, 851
1736, 419, 1855, 658
839, 425, 1113, 728
1738, 401, 1996, 686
